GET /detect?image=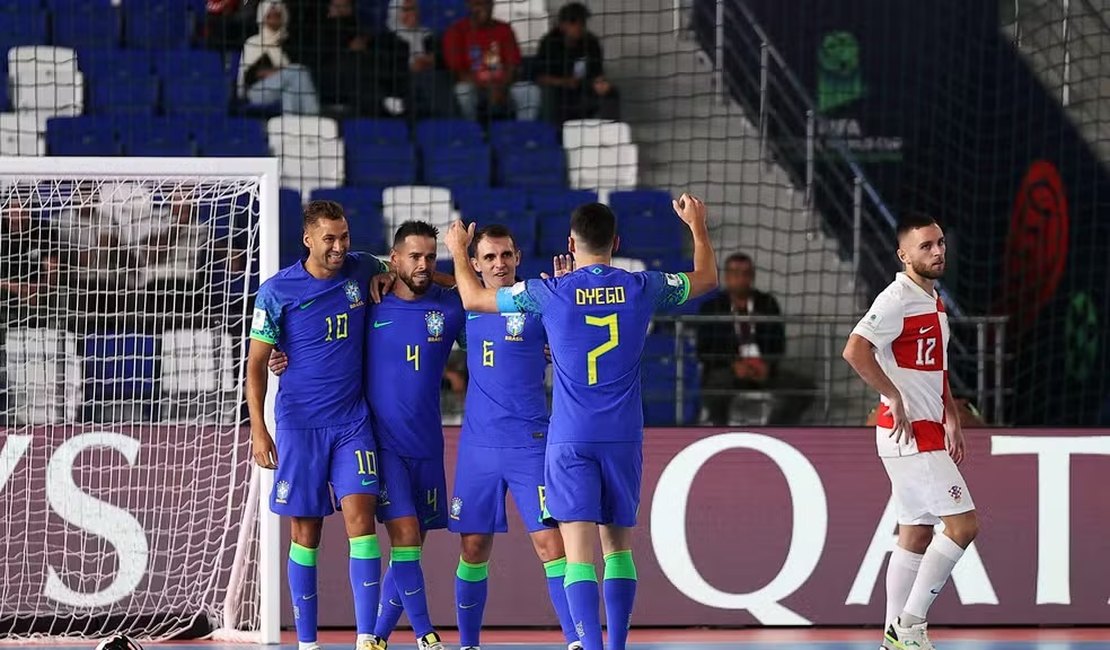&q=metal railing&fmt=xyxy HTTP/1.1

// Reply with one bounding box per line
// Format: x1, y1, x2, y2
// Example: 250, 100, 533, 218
652, 313, 1010, 426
